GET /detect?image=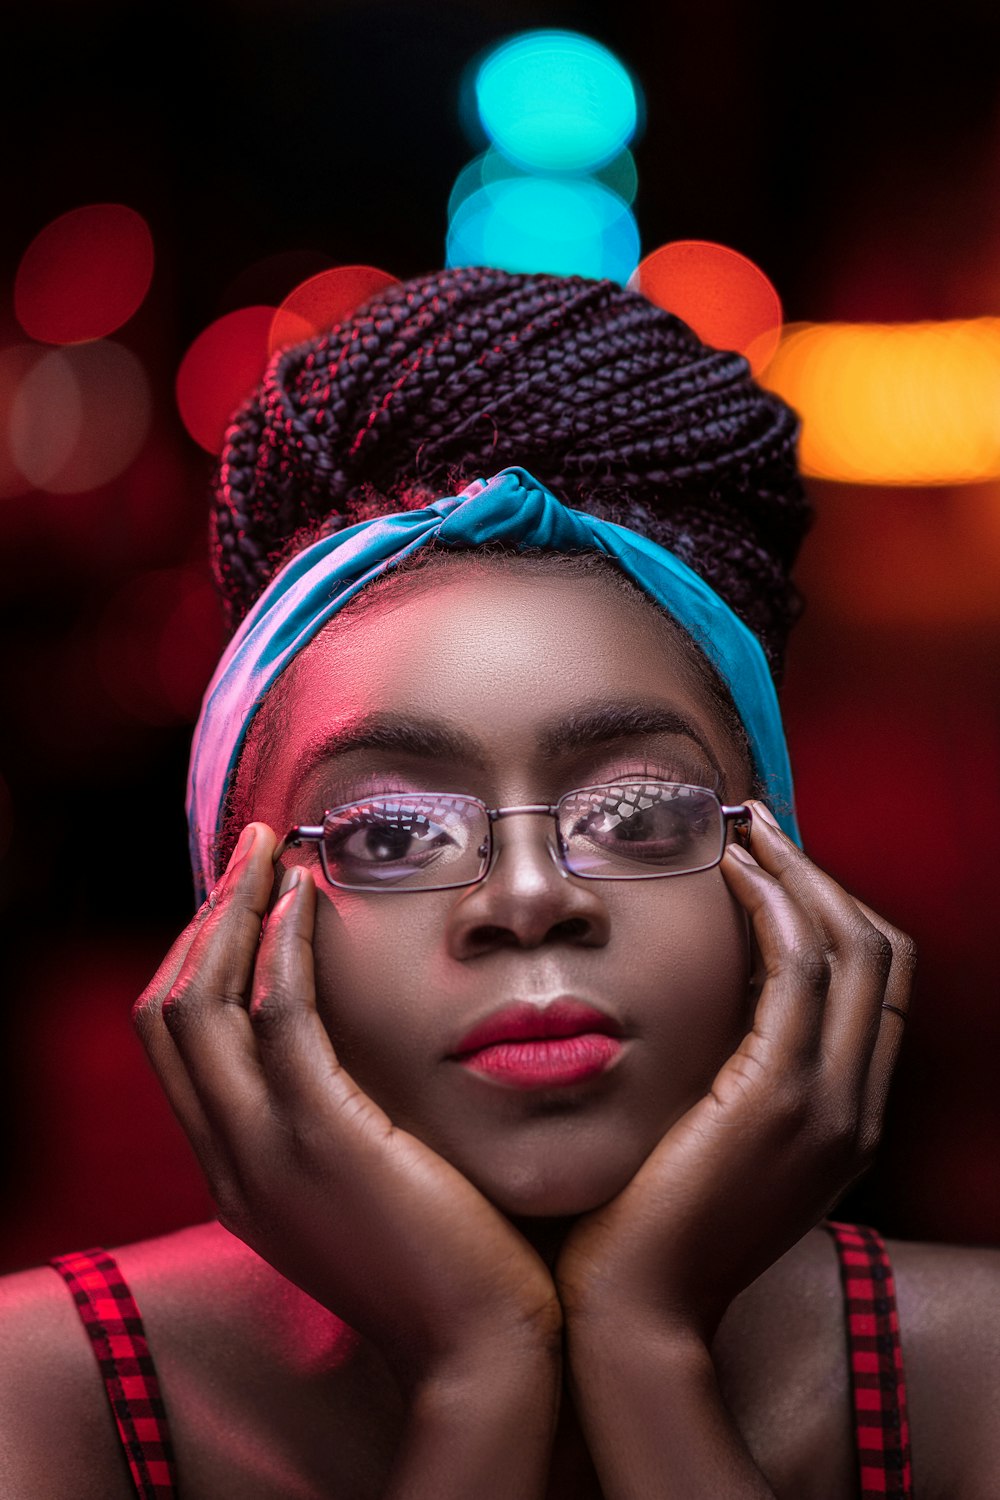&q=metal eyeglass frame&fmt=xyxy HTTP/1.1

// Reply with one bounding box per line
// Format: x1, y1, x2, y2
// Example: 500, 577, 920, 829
272, 780, 753, 894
